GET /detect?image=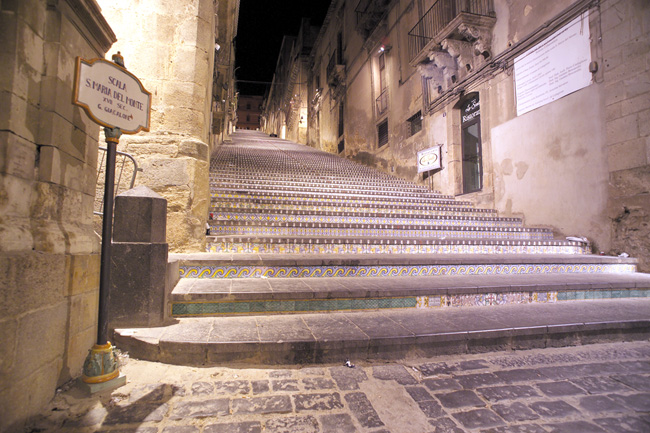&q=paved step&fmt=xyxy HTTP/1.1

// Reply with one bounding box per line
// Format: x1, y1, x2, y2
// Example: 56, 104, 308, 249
210, 209, 525, 228
211, 192, 474, 210
208, 221, 553, 240
210, 176, 448, 196
178, 254, 630, 277
206, 238, 587, 254
113, 298, 650, 365
170, 271, 650, 317
210, 201, 498, 218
